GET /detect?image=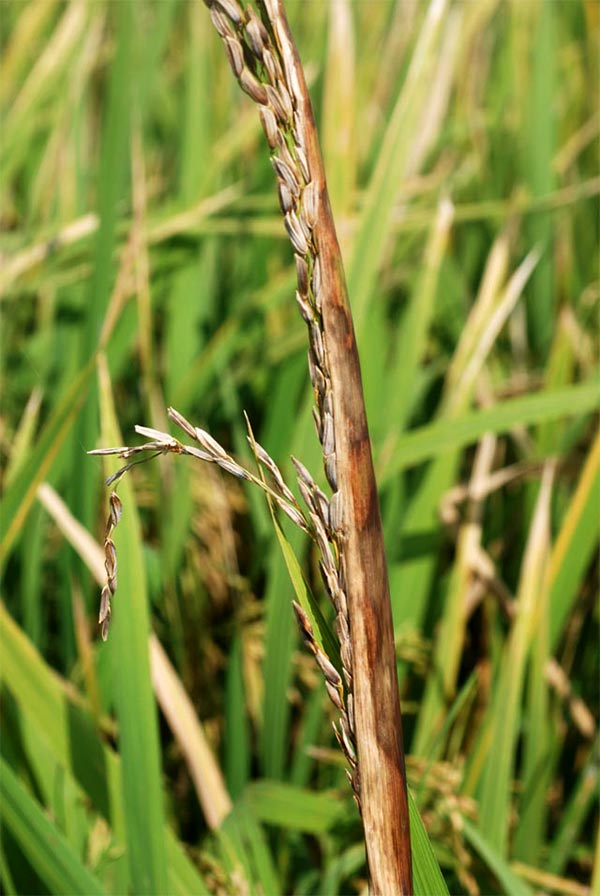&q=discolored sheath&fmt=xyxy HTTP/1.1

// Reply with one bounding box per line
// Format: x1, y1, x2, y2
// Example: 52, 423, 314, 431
205, 1, 412, 892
